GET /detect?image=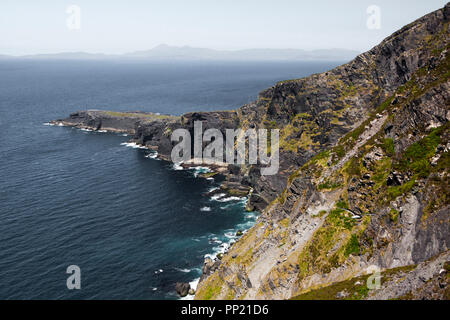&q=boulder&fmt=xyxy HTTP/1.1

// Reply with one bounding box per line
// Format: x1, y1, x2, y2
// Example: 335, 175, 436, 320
175, 282, 191, 297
